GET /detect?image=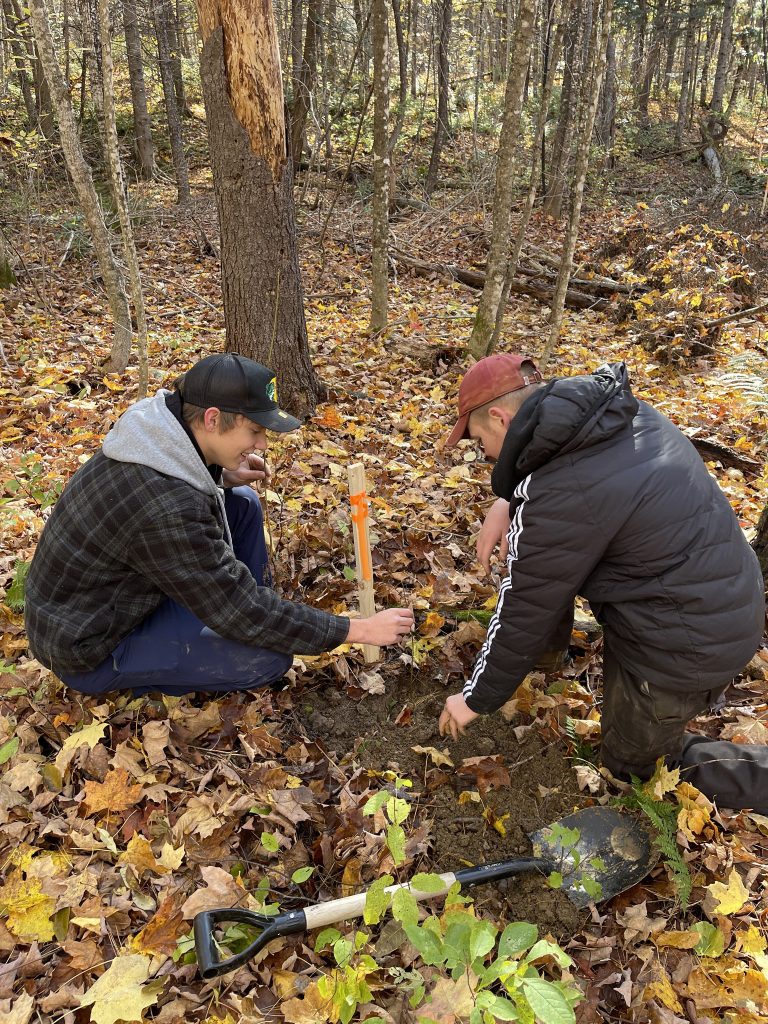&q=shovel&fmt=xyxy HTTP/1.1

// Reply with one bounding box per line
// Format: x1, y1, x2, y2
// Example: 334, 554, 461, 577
194, 806, 655, 979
